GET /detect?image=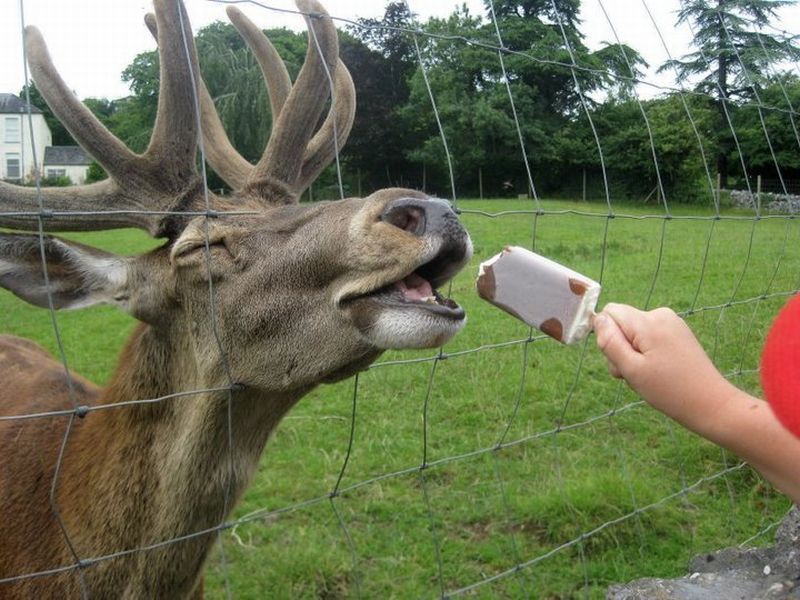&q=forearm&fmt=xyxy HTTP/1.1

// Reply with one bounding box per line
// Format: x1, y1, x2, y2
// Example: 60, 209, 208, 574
594, 304, 800, 503
672, 381, 800, 504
